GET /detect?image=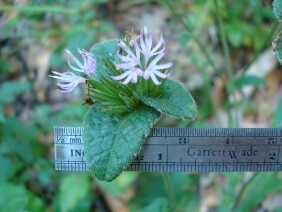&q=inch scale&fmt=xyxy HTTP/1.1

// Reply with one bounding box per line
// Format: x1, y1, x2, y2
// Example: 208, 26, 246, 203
54, 126, 282, 172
